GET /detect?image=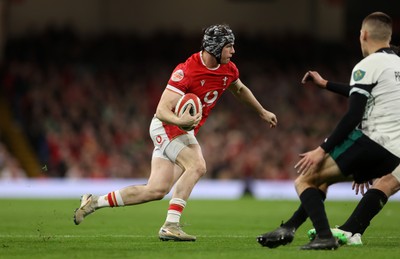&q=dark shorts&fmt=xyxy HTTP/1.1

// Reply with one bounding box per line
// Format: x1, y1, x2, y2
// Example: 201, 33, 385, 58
330, 129, 400, 183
